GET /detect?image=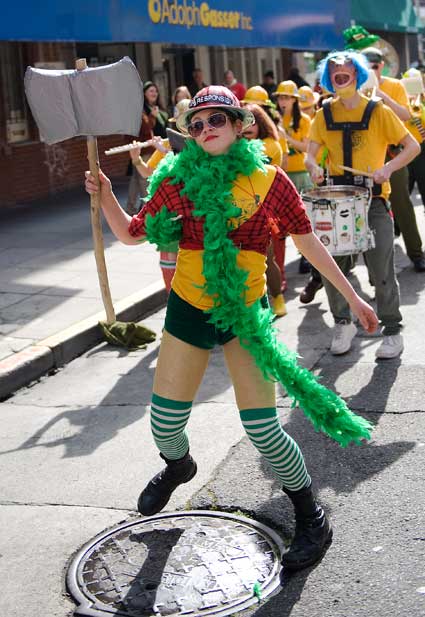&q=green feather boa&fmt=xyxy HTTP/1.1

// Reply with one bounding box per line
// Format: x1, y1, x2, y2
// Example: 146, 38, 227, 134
144, 139, 373, 447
